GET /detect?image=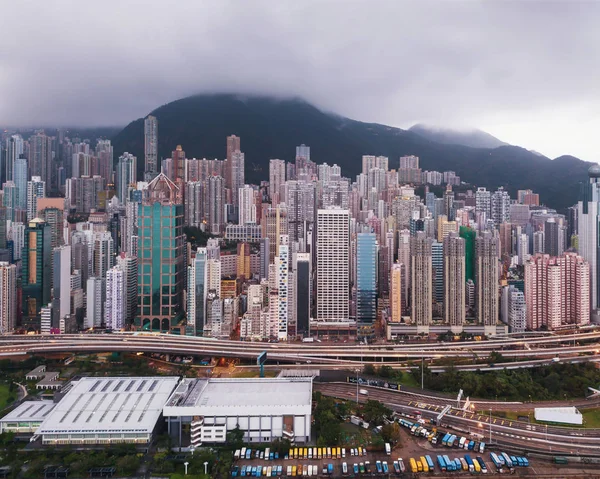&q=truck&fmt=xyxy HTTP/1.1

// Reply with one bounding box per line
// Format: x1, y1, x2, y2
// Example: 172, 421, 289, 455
476, 457, 488, 473
425, 455, 434, 471
442, 433, 451, 446
359, 389, 368, 395
437, 455, 447, 472
385, 443, 391, 455
464, 454, 475, 473
448, 434, 457, 447
443, 456, 454, 472
479, 442, 486, 453
302, 337, 314, 343
554, 456, 568, 464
